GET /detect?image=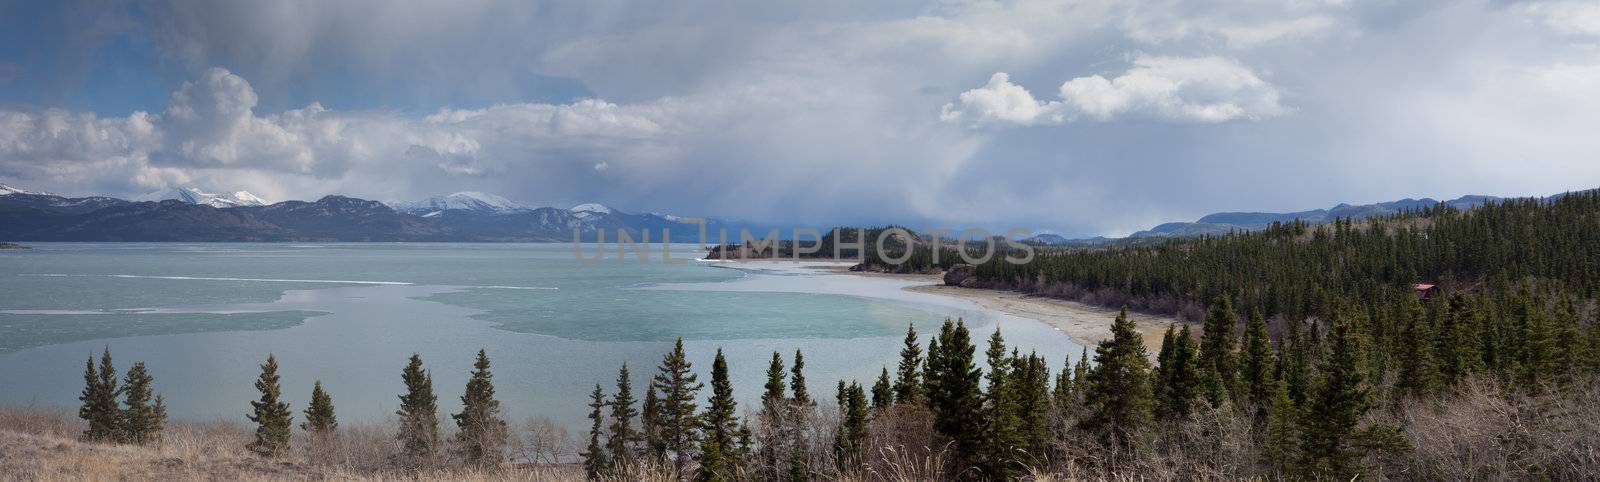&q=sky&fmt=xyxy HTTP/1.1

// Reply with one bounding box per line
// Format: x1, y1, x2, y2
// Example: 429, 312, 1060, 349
1, 0, 1598, 237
